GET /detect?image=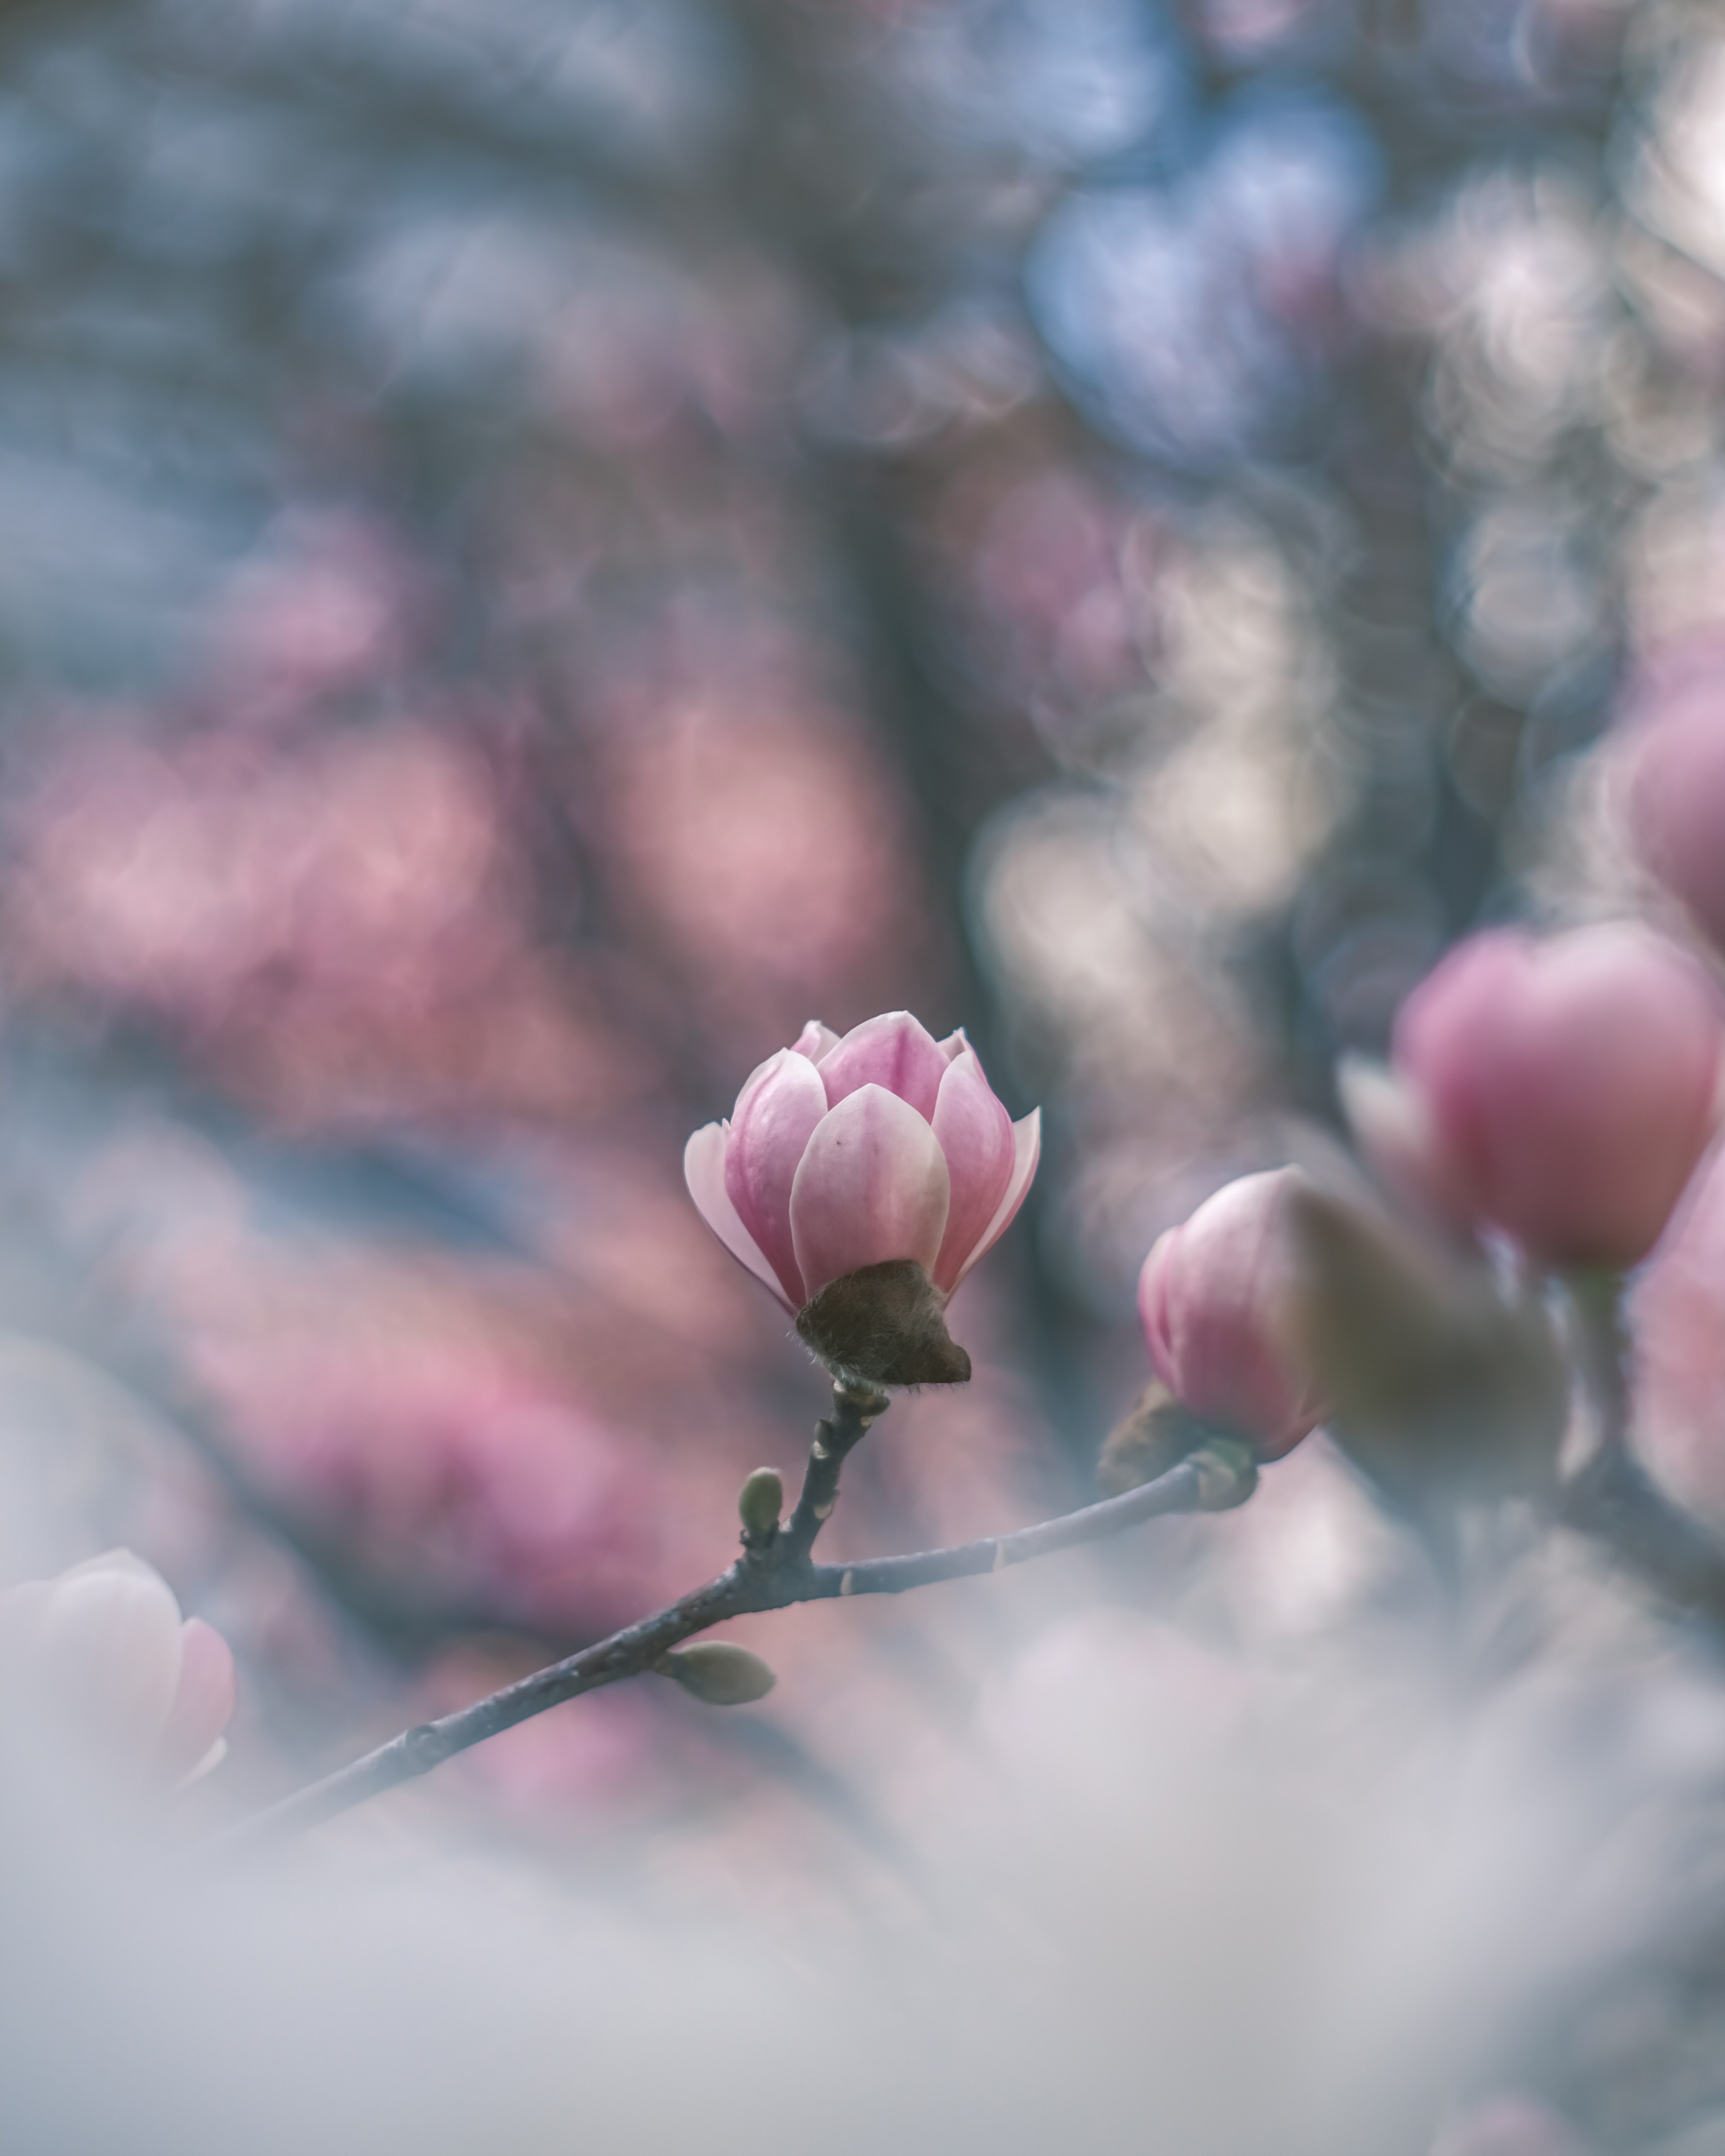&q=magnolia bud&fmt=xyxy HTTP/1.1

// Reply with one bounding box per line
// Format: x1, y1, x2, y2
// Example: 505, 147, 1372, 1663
737, 1467, 784, 1543
1391, 924, 1723, 1270
1138, 1168, 1329, 1460
795, 1258, 971, 1389
657, 1641, 777, 1706
684, 1012, 1039, 1325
